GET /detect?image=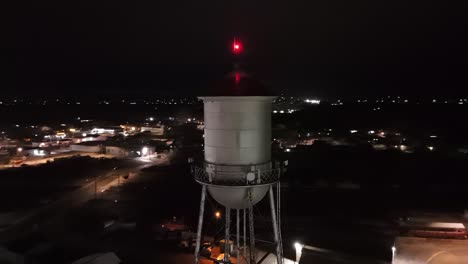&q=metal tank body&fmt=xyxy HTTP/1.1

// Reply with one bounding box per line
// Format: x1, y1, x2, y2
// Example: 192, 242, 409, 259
199, 96, 274, 209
